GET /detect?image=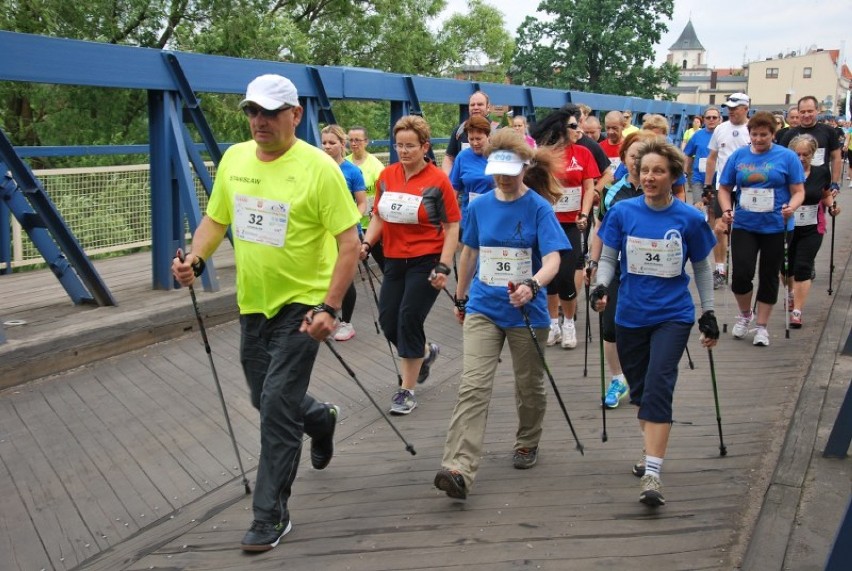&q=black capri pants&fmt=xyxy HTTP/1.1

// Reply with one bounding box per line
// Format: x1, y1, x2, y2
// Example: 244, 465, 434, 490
787, 227, 822, 282
547, 222, 581, 301
730, 228, 787, 305
378, 254, 440, 359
